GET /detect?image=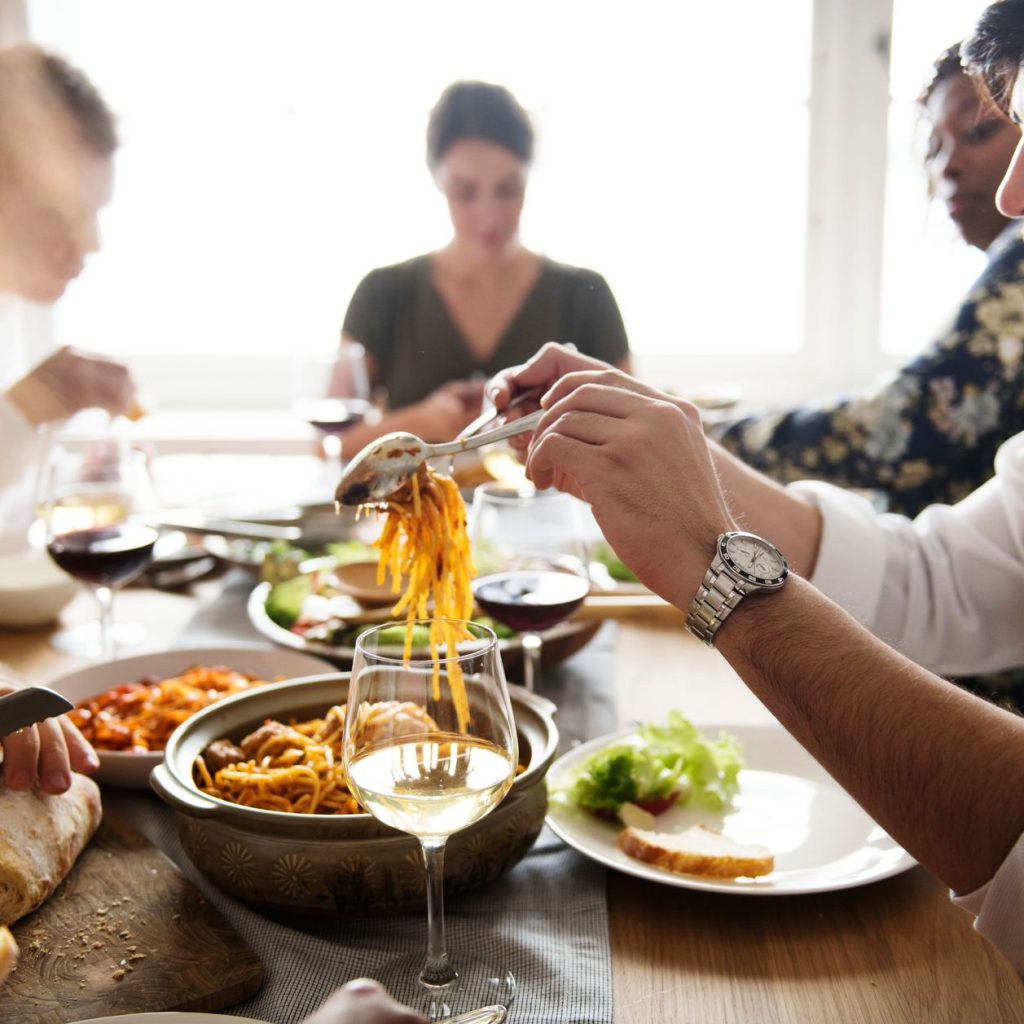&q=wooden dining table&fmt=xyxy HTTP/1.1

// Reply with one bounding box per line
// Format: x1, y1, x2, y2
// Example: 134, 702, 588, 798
3, 580, 1023, 1023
